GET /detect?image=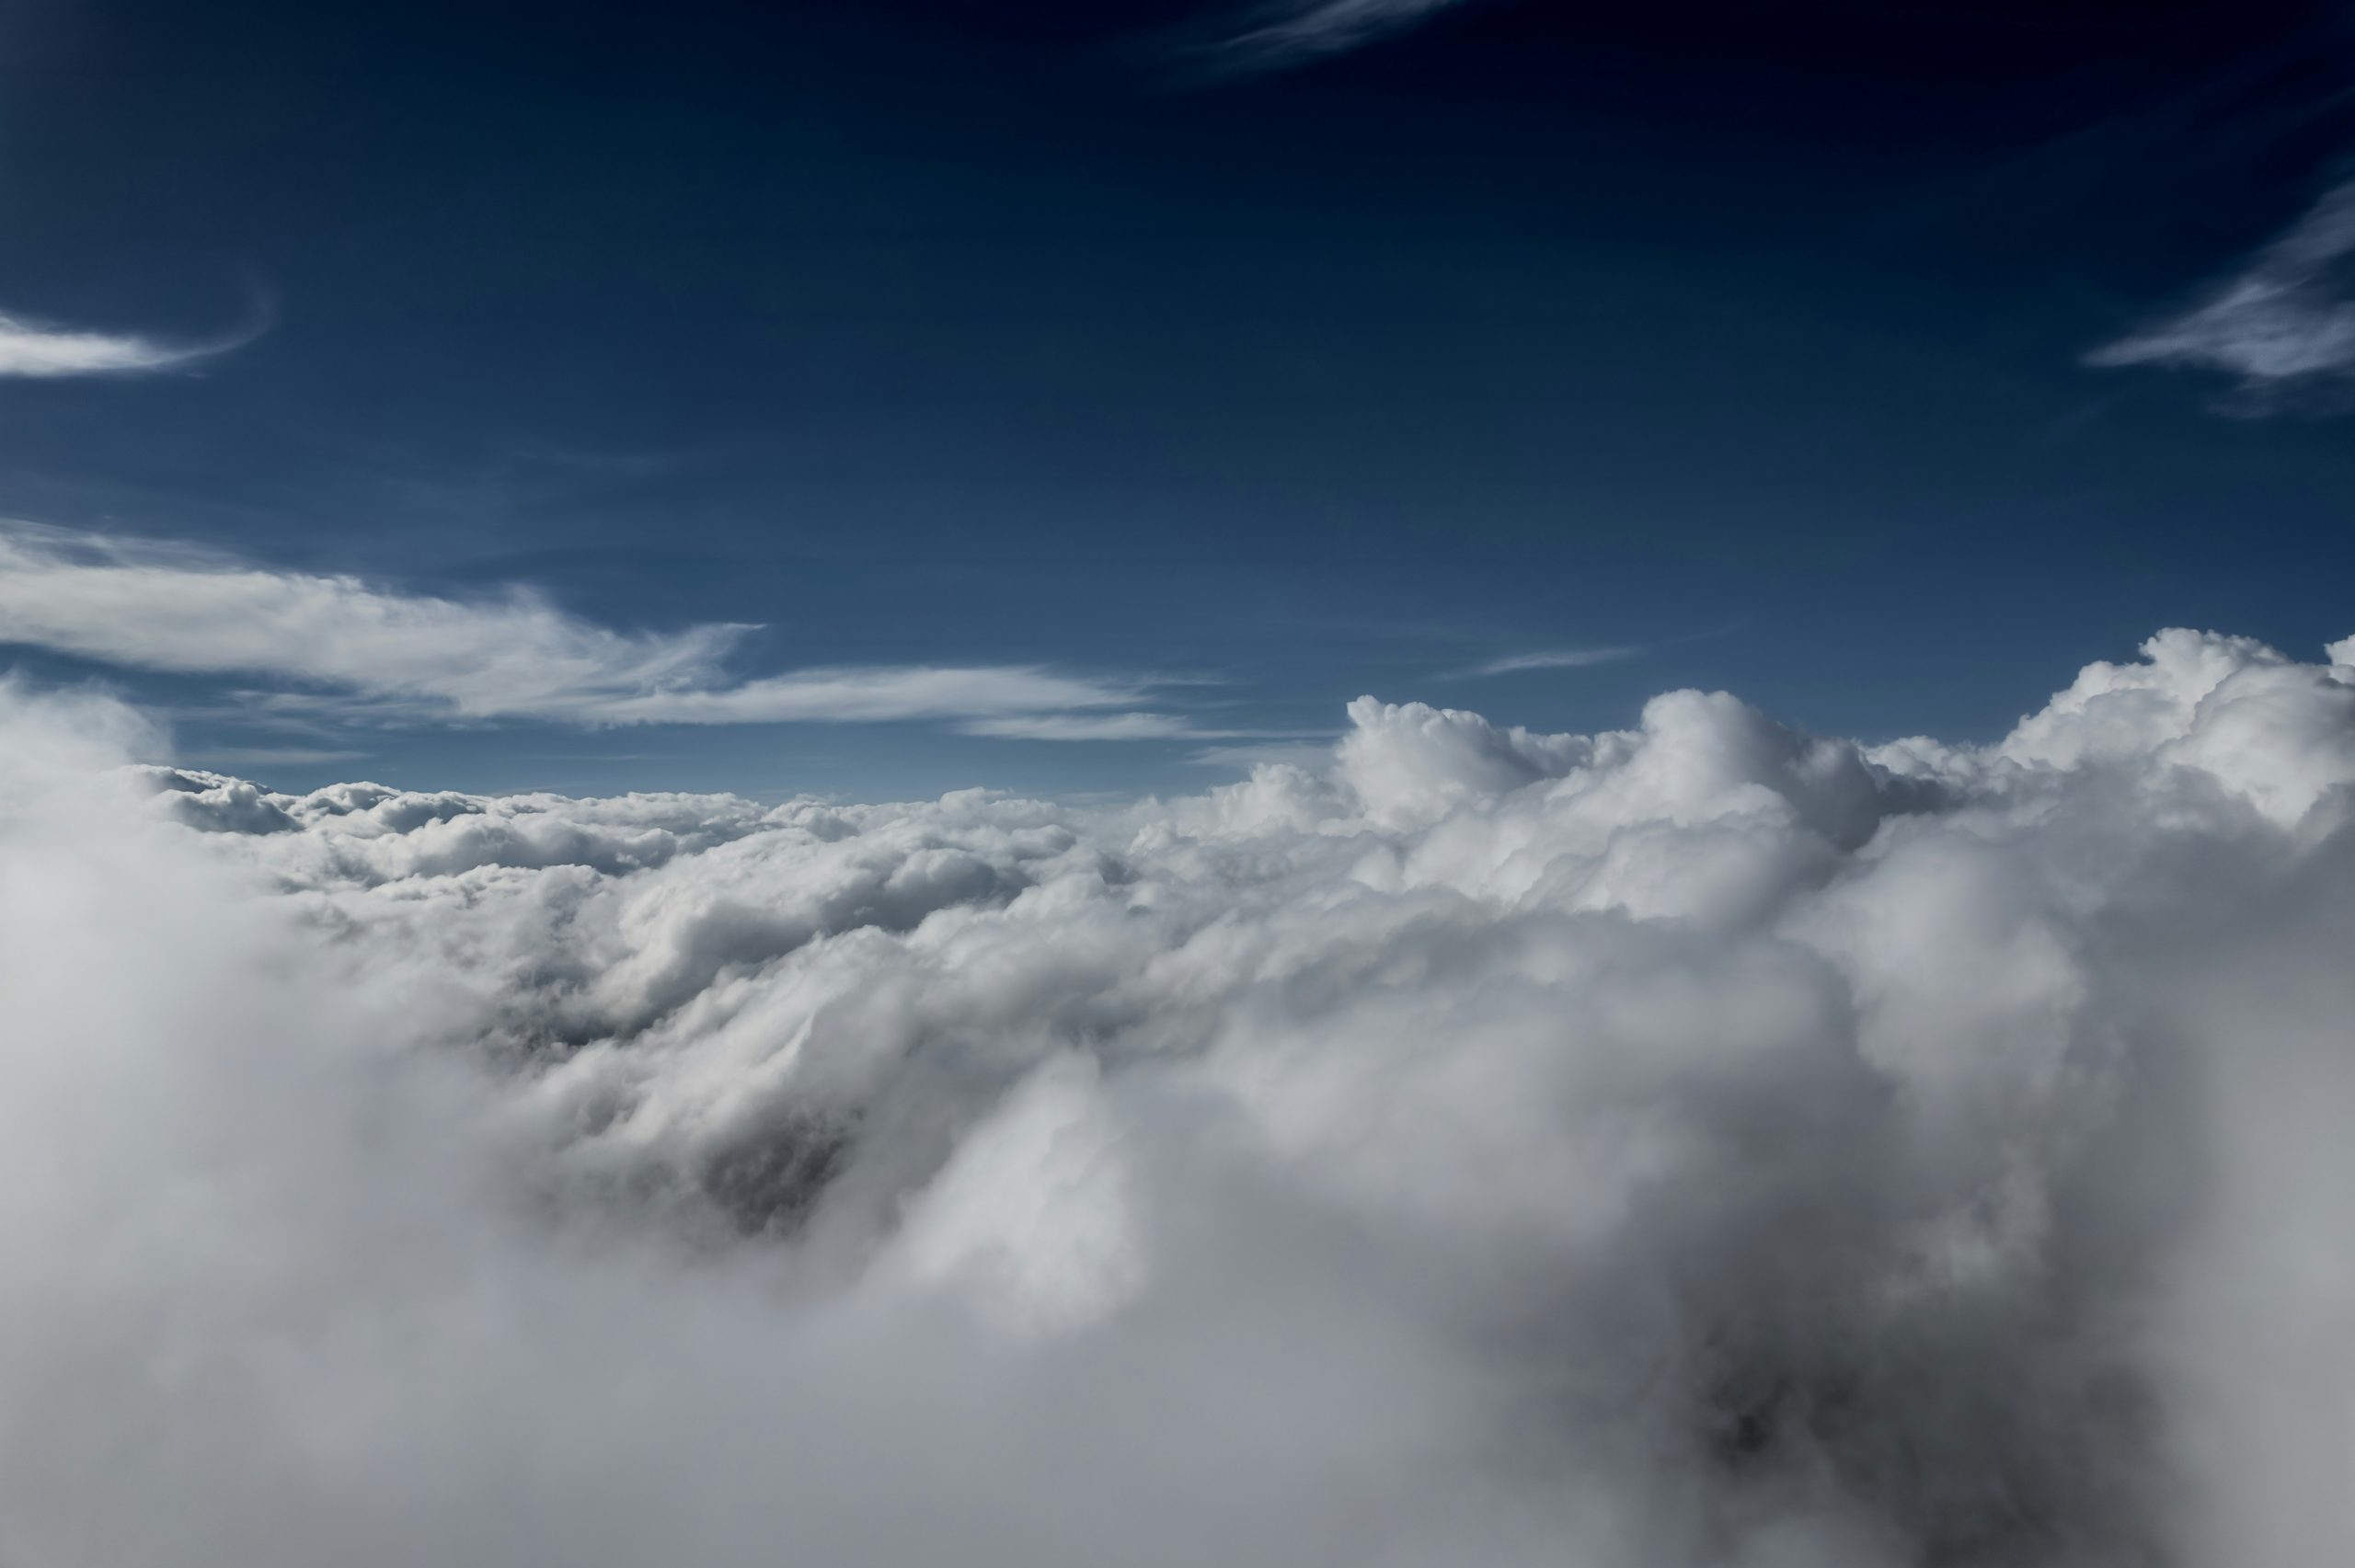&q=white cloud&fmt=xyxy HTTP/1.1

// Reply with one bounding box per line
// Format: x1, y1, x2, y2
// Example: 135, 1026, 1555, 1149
1215, 0, 1469, 71
0, 524, 1188, 735
1460, 644, 1644, 678
959, 711, 1205, 741
2090, 180, 2355, 398
0, 305, 255, 377
2, 626, 2353, 1566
